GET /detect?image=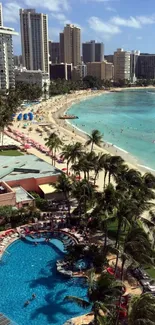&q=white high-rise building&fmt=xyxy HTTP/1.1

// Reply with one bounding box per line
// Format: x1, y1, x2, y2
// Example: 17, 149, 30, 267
0, 3, 3, 27
0, 3, 18, 90
63, 24, 81, 66
114, 48, 131, 81
20, 9, 49, 73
